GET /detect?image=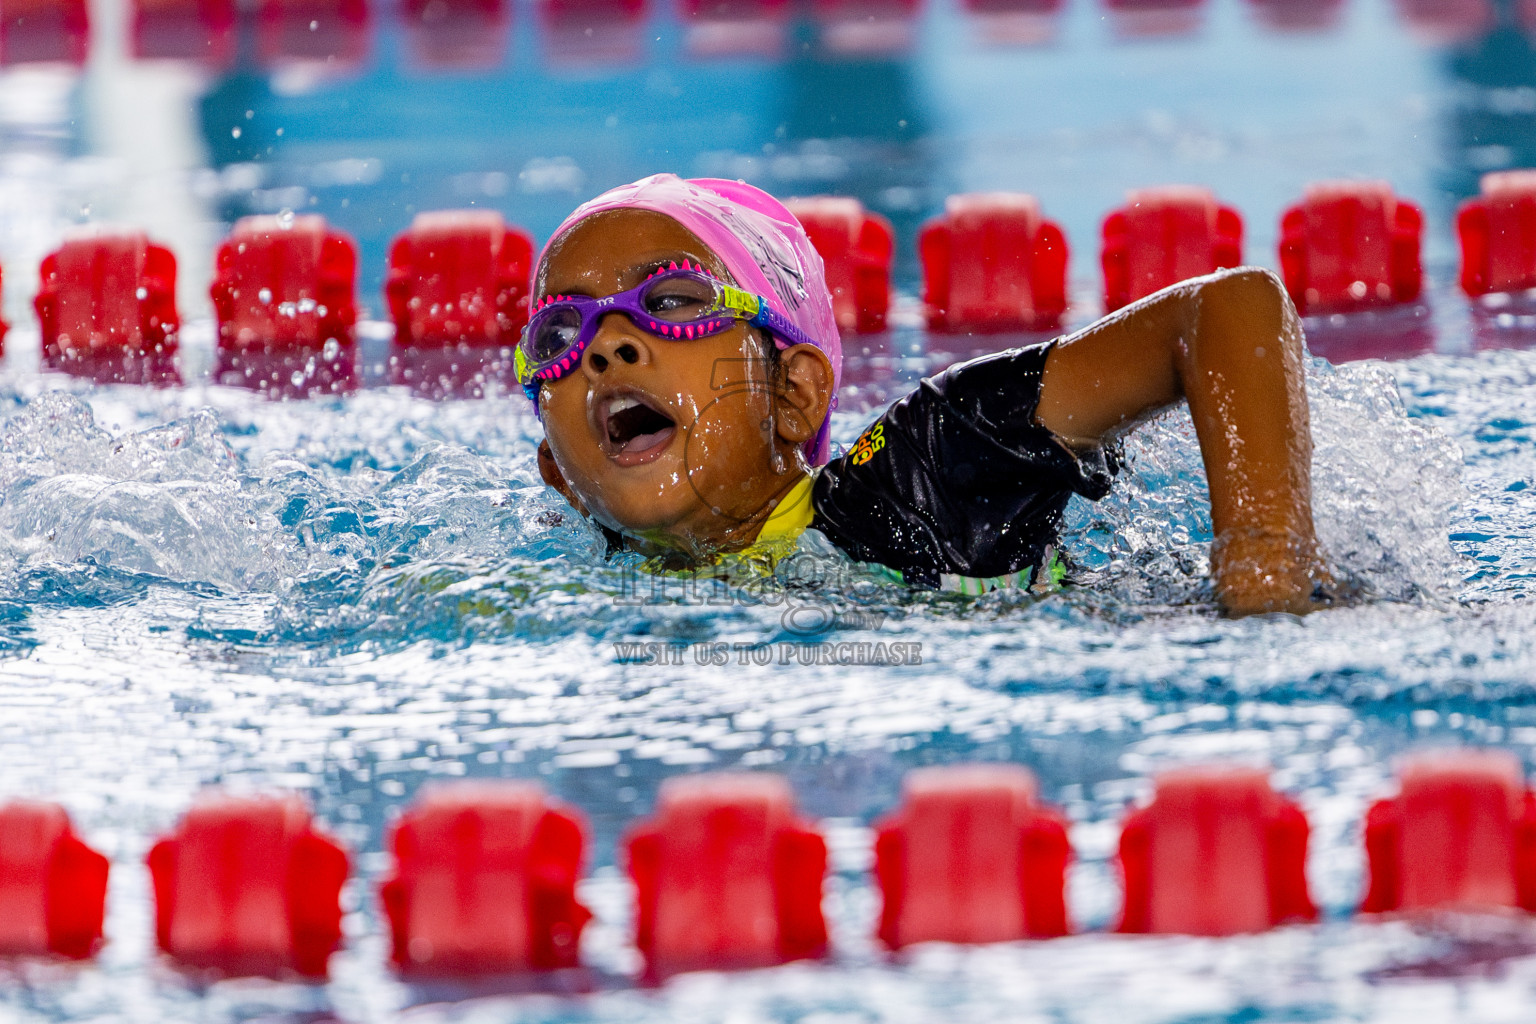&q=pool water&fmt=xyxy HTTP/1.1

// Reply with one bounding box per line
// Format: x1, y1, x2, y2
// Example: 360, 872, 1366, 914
3, 0, 1536, 1019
